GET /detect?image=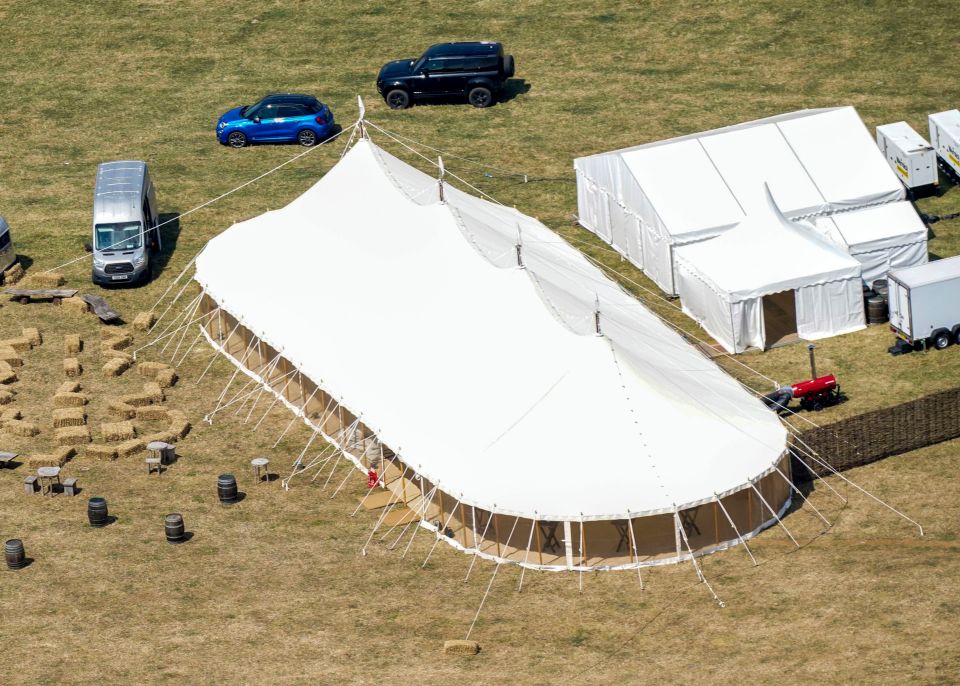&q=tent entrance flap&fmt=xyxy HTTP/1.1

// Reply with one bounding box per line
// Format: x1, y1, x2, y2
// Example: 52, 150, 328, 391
762, 290, 798, 349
